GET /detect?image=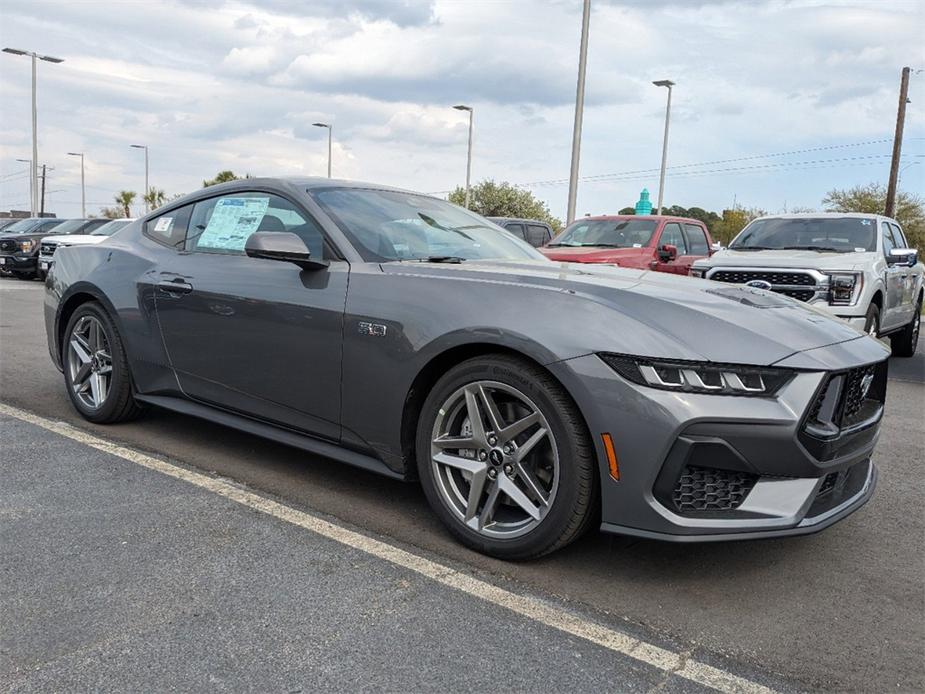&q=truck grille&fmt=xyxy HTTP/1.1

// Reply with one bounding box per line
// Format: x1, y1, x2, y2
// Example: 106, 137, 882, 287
0, 239, 17, 253
40, 242, 57, 256
672, 465, 758, 513
709, 270, 819, 302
